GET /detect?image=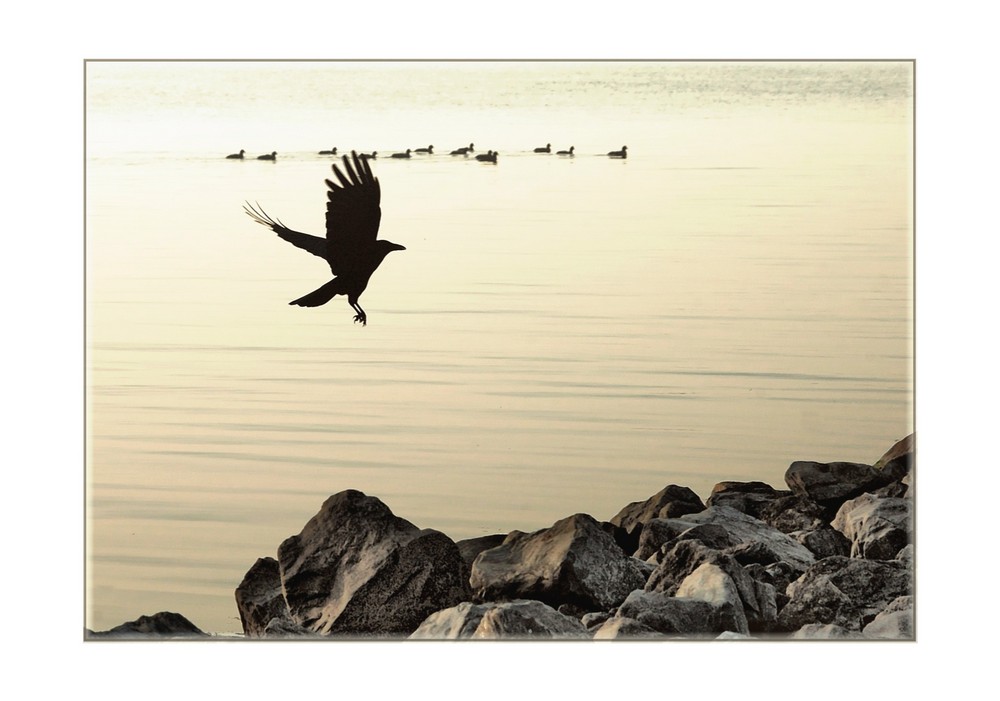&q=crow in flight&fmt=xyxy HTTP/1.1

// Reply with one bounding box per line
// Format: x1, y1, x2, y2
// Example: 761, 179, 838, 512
244, 150, 405, 325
